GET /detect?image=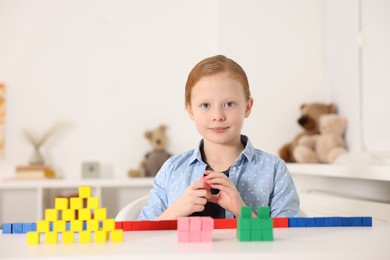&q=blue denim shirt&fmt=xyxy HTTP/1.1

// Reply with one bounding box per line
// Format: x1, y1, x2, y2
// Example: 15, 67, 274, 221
138, 136, 300, 220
